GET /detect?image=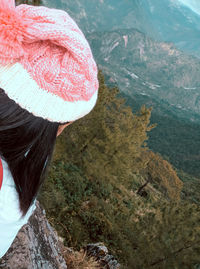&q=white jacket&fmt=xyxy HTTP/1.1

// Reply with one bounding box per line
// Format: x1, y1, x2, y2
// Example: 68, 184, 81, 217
0, 158, 36, 258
